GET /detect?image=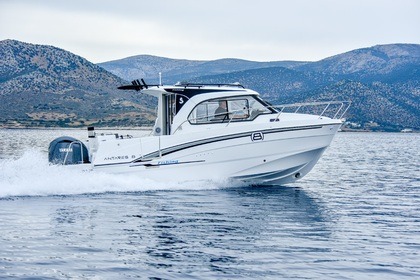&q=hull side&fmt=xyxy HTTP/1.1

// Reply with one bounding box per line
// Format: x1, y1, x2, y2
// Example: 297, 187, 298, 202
92, 124, 340, 185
